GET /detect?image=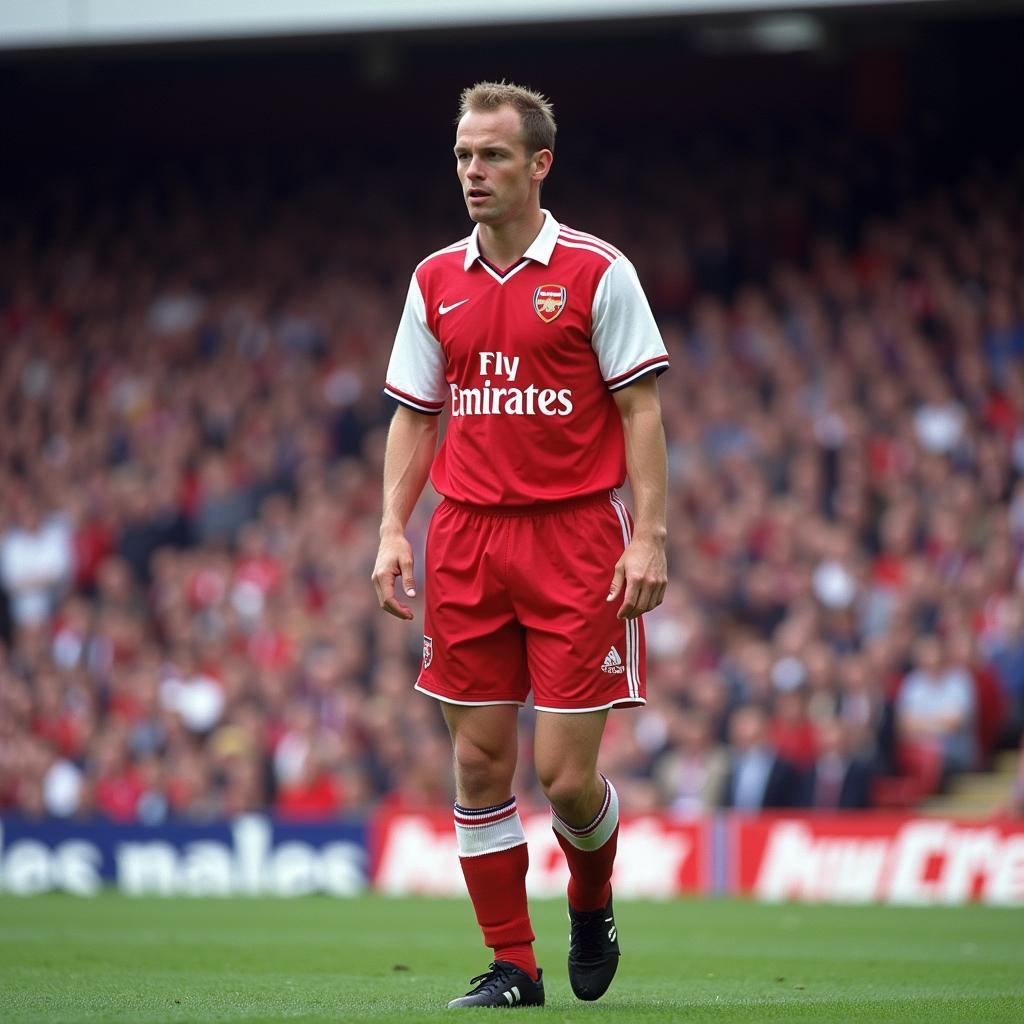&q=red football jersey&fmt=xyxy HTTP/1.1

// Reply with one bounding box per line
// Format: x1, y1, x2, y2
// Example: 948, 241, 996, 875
384, 211, 669, 506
